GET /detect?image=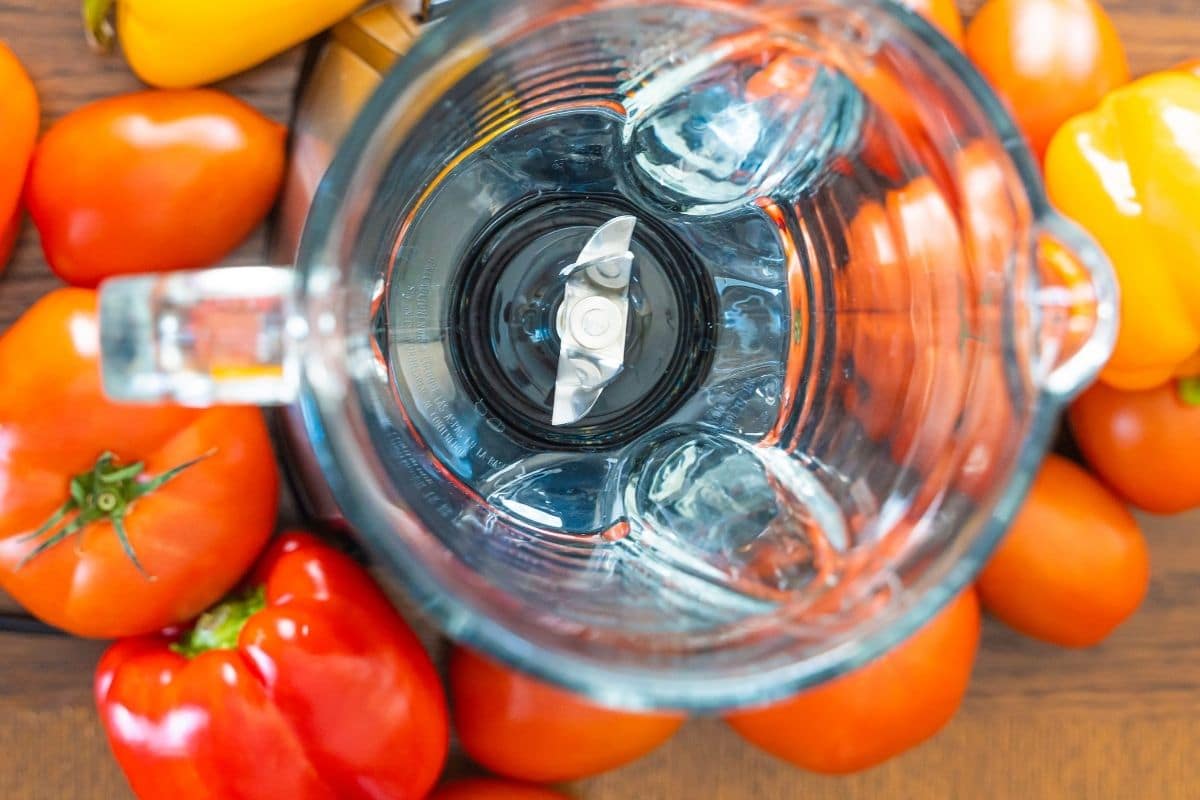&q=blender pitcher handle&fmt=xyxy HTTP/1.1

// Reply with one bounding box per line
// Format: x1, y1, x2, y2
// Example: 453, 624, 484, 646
98, 267, 300, 407
1033, 213, 1119, 400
